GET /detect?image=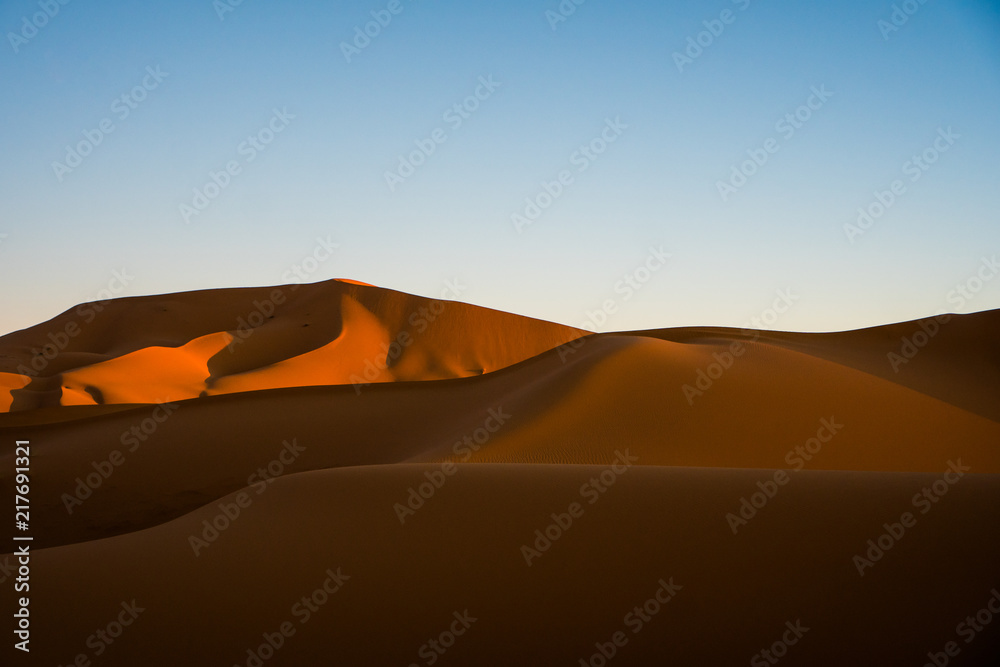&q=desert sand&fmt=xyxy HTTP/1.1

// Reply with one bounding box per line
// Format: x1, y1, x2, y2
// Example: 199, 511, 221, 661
0, 280, 997, 665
